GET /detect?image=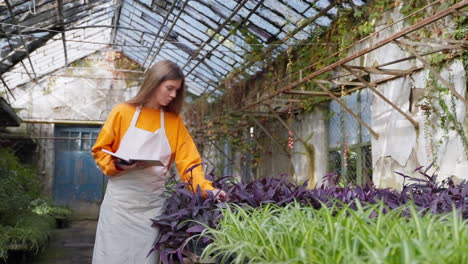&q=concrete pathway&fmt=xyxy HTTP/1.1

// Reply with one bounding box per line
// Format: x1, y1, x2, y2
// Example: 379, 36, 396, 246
32, 220, 97, 264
